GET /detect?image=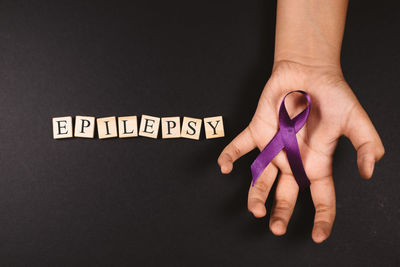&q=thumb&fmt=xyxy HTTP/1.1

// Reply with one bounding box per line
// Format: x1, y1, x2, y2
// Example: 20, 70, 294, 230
218, 127, 256, 174
344, 103, 385, 179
